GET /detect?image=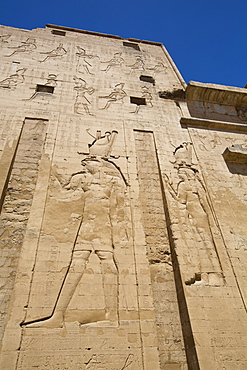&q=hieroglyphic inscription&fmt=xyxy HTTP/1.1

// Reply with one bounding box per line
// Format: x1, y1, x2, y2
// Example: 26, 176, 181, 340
17, 352, 141, 370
